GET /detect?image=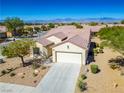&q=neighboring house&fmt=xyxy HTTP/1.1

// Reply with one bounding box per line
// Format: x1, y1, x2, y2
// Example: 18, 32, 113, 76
33, 26, 91, 65
0, 26, 7, 38
0, 26, 12, 38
